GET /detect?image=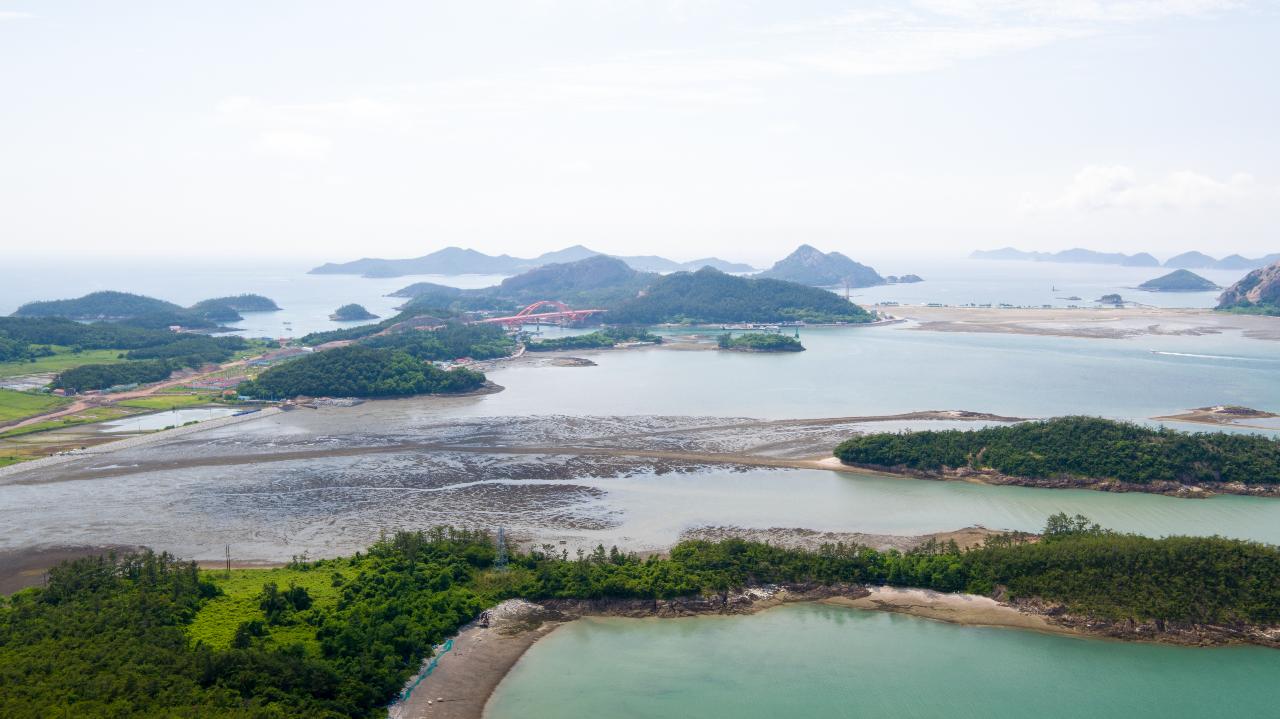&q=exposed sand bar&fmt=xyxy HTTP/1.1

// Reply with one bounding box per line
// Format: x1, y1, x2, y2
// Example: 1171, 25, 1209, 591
889, 305, 1280, 341
823, 587, 1068, 636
